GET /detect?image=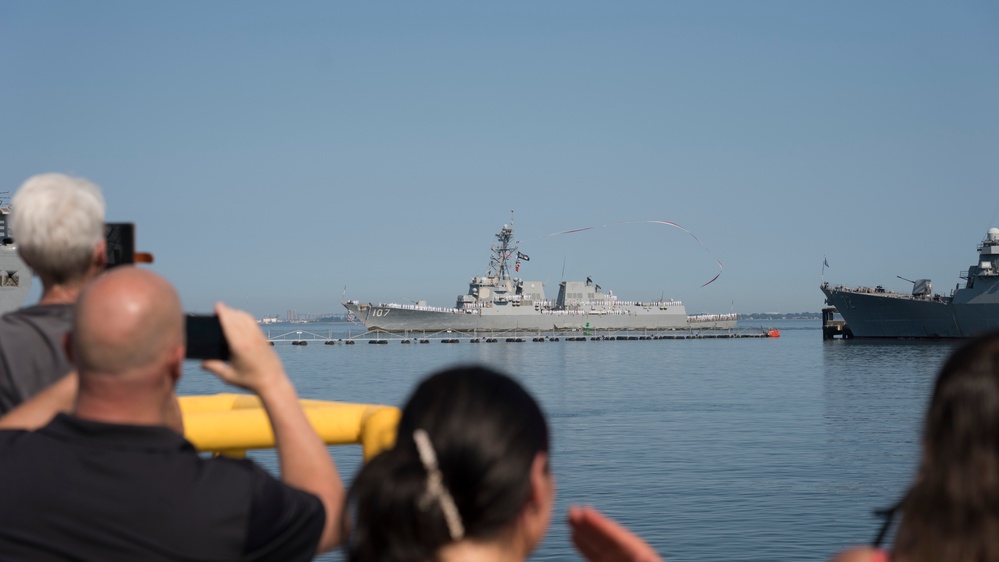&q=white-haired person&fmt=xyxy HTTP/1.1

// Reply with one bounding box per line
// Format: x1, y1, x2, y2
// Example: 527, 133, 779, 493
0, 173, 107, 415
